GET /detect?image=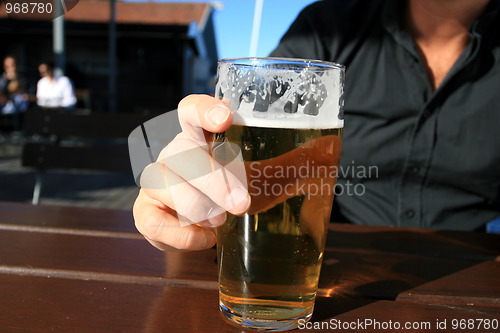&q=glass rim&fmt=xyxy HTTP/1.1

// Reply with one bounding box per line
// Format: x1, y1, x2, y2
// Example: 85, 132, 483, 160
218, 57, 345, 71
